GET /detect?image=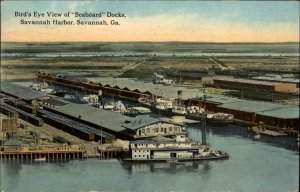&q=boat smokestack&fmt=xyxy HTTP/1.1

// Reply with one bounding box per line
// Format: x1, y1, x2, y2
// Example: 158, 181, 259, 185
202, 113, 207, 145
177, 90, 182, 105
202, 93, 207, 145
